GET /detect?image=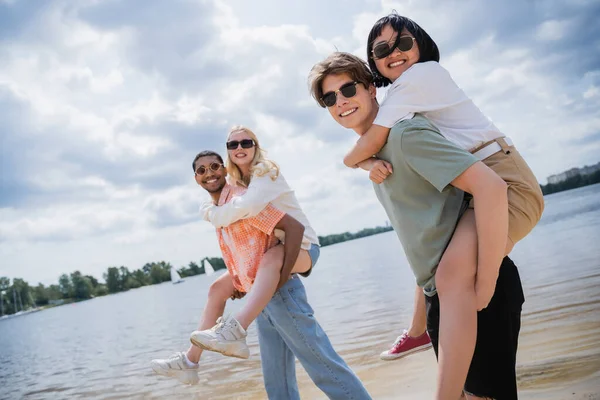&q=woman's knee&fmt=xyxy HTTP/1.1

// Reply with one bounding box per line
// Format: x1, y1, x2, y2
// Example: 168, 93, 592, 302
208, 278, 231, 300
260, 245, 285, 271
436, 252, 476, 295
